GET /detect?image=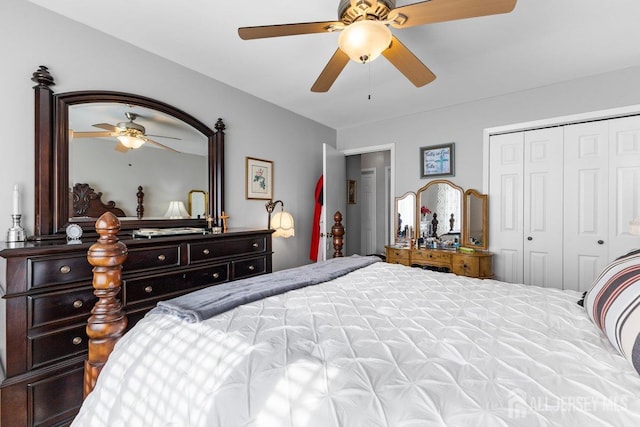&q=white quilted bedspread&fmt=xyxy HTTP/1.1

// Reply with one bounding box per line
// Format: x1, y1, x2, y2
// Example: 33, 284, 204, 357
73, 262, 640, 427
